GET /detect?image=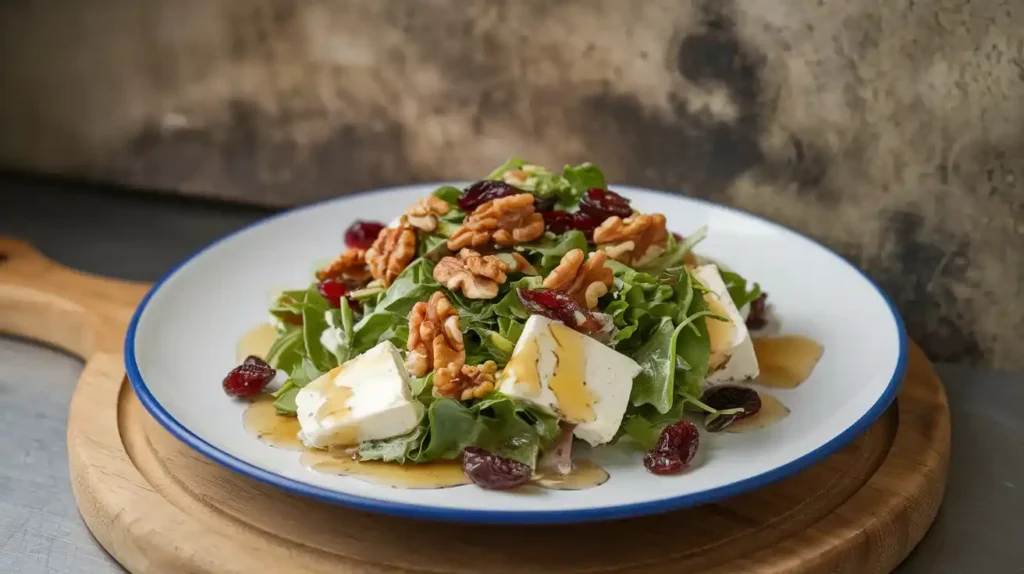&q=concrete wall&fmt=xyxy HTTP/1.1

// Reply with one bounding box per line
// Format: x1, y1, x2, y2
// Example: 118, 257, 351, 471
1, 0, 1021, 367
